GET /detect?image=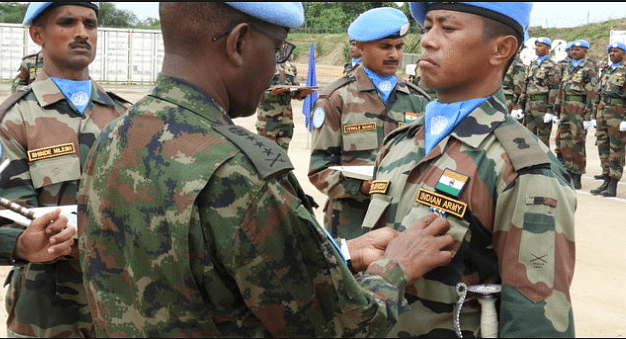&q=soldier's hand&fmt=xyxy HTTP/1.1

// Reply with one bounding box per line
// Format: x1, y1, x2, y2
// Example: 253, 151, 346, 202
294, 88, 315, 100
543, 113, 554, 124
270, 87, 290, 96
13, 209, 76, 262
360, 180, 373, 195
384, 213, 454, 285
347, 227, 400, 272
